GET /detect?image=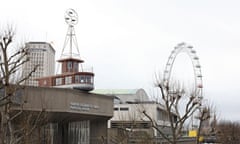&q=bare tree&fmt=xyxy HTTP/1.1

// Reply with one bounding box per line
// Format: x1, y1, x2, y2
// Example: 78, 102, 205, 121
216, 121, 240, 144
195, 106, 211, 144
192, 99, 220, 144
142, 76, 202, 144
0, 26, 43, 144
